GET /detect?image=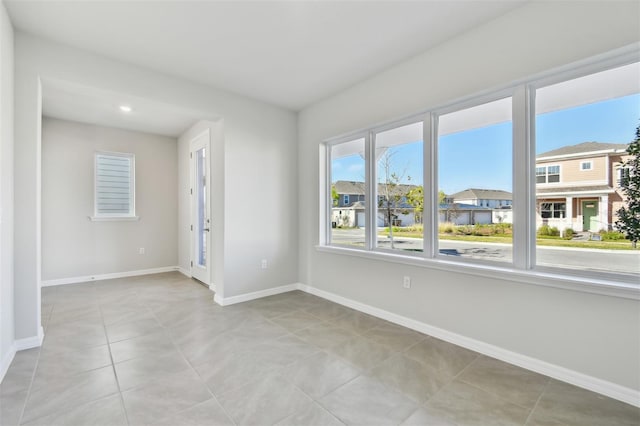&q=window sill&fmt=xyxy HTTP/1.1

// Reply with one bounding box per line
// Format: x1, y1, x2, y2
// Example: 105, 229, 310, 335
88, 216, 140, 222
315, 245, 640, 300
